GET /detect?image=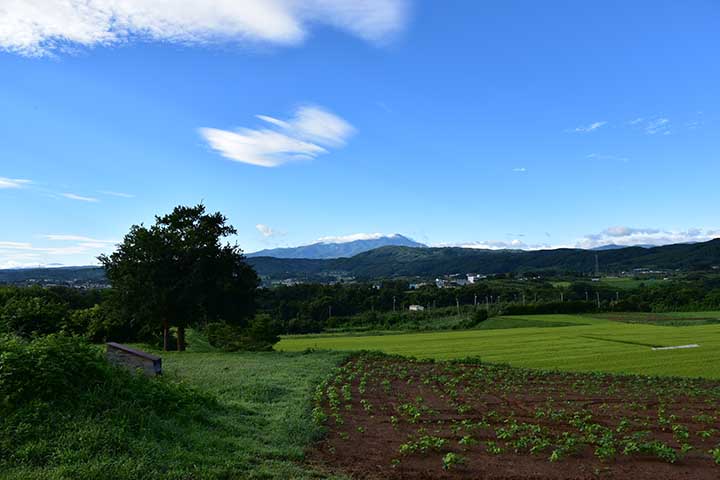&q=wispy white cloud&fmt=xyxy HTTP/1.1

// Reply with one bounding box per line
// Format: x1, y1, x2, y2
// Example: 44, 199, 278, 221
569, 121, 607, 133
0, 0, 409, 57
99, 190, 135, 198
627, 116, 672, 135
255, 224, 277, 238
512, 167, 527, 172
0, 260, 52, 269
437, 239, 550, 251
434, 226, 720, 252
0, 234, 119, 268
575, 226, 720, 249
200, 105, 355, 167
317, 233, 399, 244
43, 234, 117, 244
0, 241, 34, 250
0, 177, 31, 189
644, 117, 671, 135
61, 192, 99, 202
